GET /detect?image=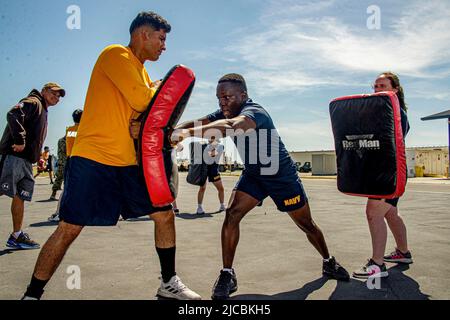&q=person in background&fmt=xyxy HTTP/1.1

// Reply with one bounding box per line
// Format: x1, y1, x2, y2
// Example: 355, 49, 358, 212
352, 72, 412, 279
48, 109, 83, 222
0, 82, 65, 249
